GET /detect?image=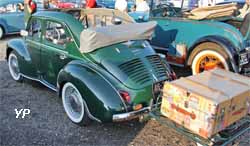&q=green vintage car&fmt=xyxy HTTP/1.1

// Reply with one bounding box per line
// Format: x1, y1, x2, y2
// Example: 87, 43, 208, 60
6, 9, 174, 125
131, 2, 250, 76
